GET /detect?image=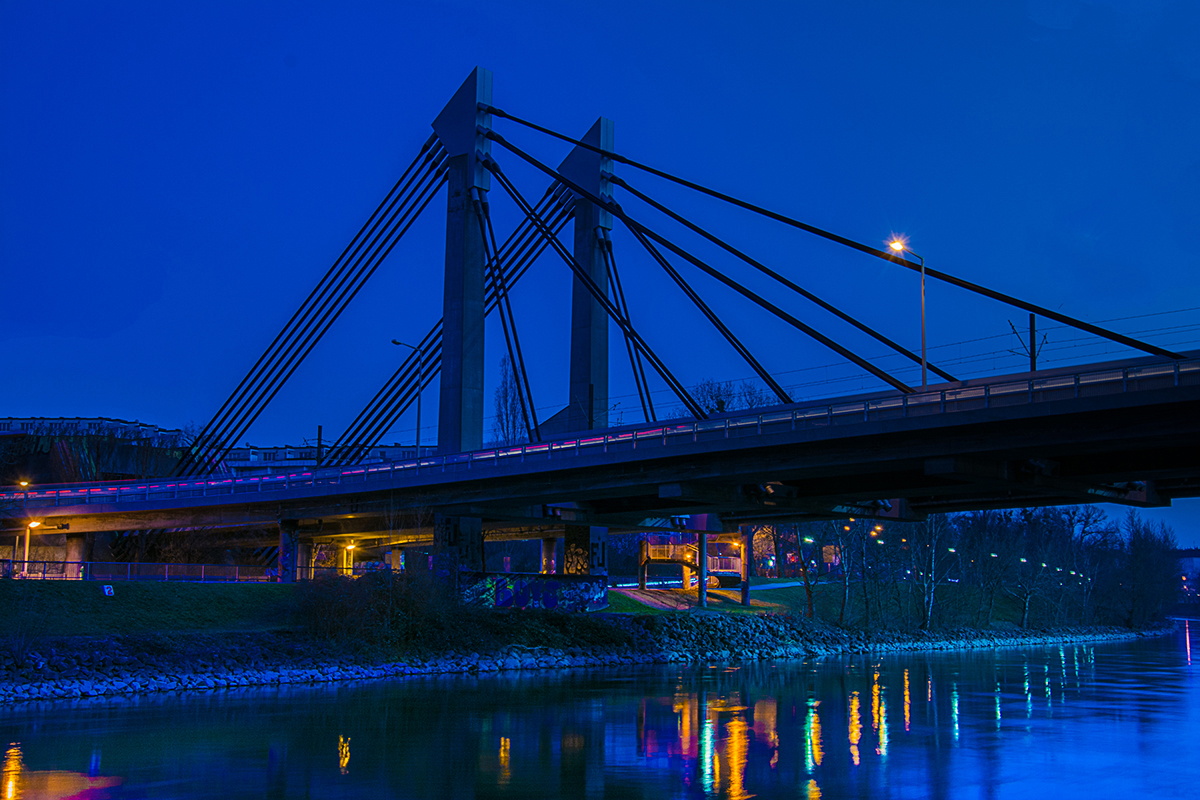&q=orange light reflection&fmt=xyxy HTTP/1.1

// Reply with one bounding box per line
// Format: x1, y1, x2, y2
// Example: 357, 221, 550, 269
848, 692, 862, 766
